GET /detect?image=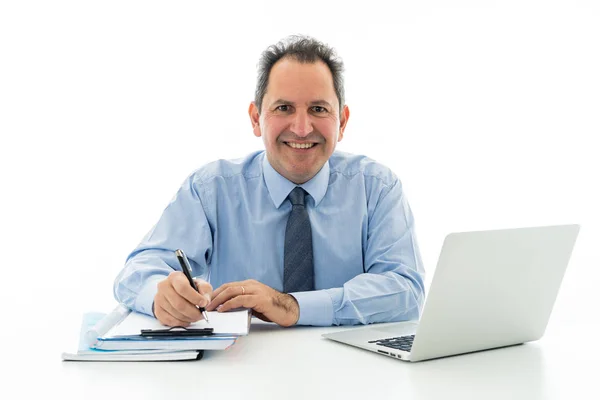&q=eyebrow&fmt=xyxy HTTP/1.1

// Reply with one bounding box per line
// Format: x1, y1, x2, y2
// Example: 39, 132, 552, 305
271, 99, 334, 109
